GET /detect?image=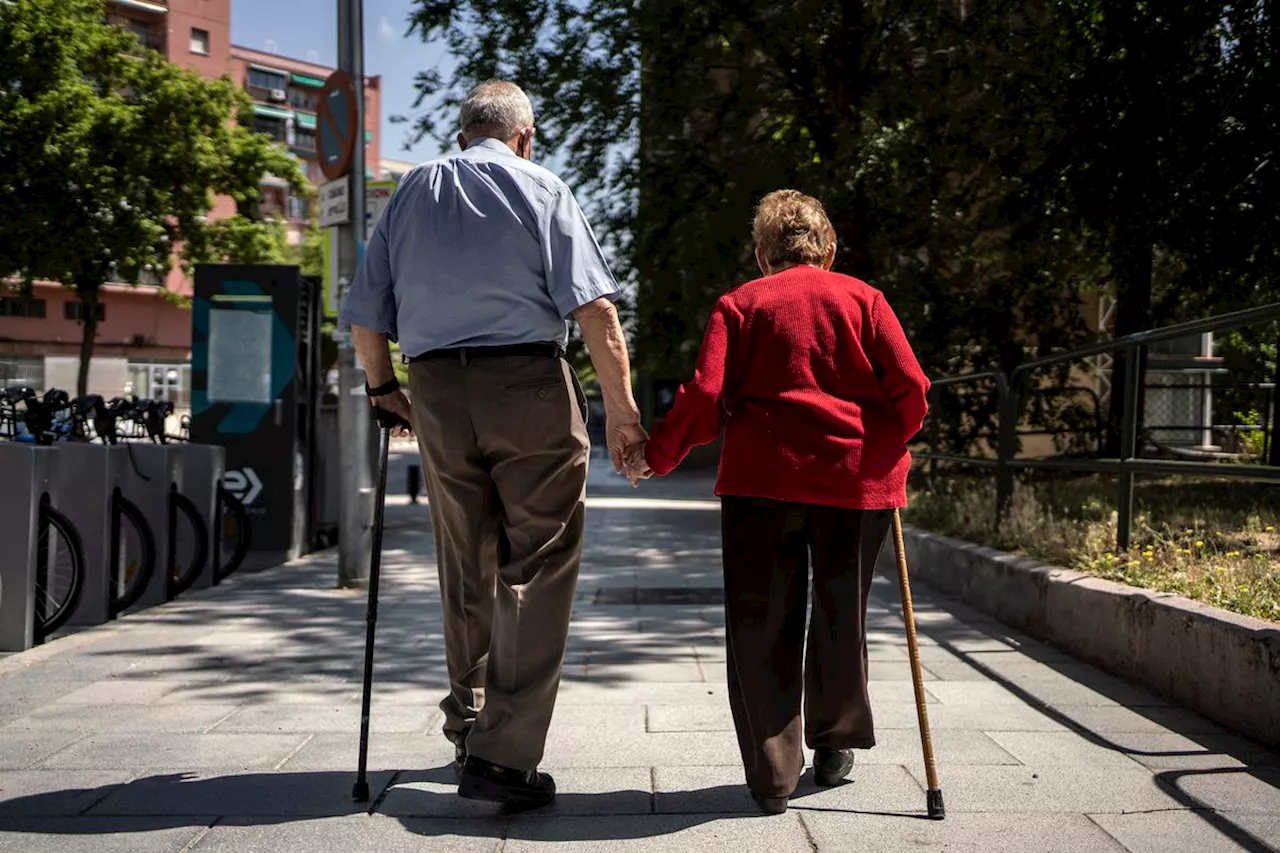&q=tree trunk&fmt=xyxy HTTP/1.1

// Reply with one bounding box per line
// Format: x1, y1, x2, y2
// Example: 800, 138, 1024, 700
1104, 230, 1153, 457
75, 287, 101, 397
